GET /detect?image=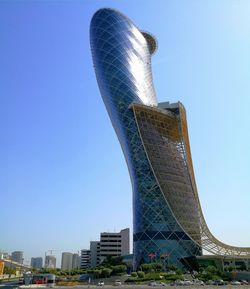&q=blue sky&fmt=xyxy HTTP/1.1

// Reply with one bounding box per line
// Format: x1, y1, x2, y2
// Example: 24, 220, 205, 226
0, 0, 249, 266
